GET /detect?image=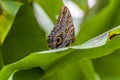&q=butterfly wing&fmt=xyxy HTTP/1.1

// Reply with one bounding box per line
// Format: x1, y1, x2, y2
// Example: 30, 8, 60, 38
47, 6, 75, 49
